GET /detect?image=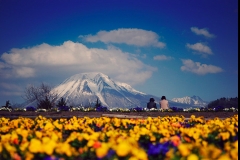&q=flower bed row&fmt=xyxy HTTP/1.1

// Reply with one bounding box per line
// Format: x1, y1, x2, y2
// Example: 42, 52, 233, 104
0, 115, 238, 160
2, 105, 238, 113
